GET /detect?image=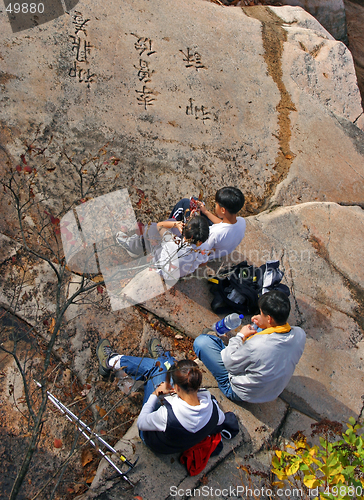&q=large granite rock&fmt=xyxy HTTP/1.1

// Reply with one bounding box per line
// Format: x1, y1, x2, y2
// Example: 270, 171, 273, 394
278, 0, 347, 42
345, 0, 364, 105
0, 0, 363, 220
